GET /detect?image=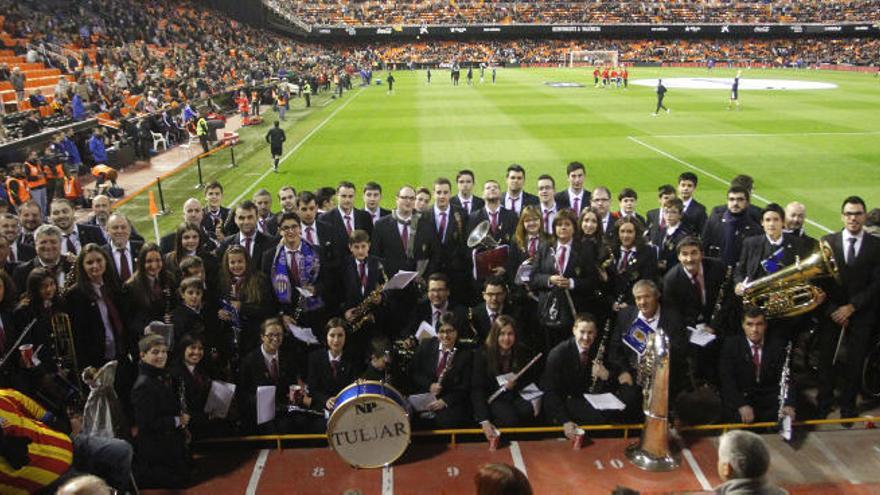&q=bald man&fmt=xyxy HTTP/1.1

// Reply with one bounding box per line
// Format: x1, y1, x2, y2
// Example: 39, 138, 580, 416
784, 201, 818, 251
159, 197, 213, 253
